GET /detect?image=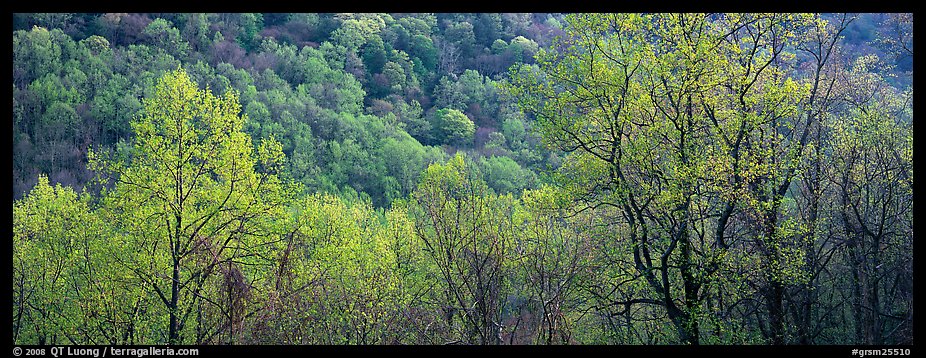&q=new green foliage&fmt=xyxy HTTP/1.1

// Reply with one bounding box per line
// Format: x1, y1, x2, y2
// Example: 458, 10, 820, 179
11, 12, 912, 346
88, 68, 292, 344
